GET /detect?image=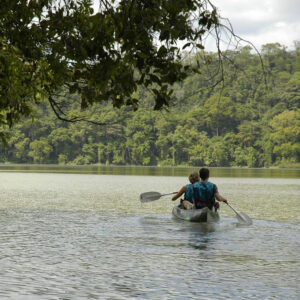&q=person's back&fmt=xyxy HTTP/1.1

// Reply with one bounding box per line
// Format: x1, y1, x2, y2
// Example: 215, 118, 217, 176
184, 183, 194, 203
172, 171, 199, 209
193, 181, 215, 209
193, 167, 228, 210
